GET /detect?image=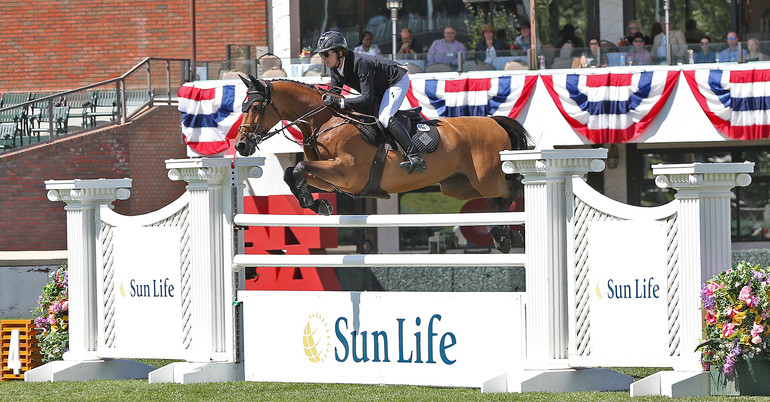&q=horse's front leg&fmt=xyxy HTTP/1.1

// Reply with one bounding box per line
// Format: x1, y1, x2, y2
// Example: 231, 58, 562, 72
289, 159, 353, 216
